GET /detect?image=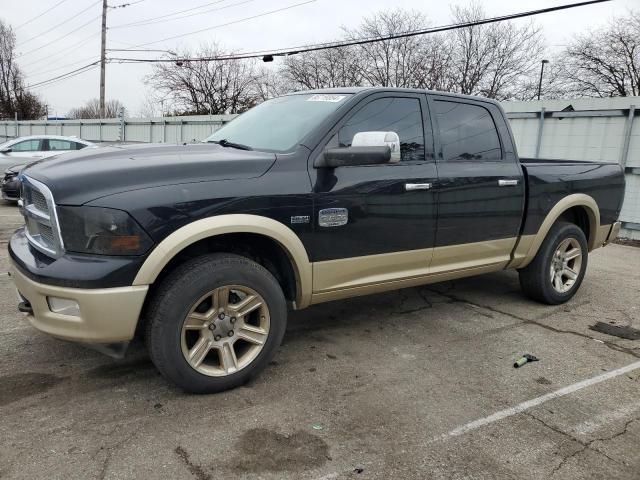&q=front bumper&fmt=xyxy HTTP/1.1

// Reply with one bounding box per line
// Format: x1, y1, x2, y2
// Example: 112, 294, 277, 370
1, 176, 20, 201
9, 259, 148, 343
